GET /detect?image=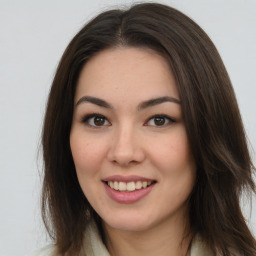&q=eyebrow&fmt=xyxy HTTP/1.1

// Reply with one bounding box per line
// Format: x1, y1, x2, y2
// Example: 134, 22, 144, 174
137, 96, 181, 110
76, 96, 113, 108
75, 95, 181, 109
